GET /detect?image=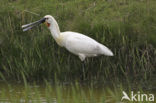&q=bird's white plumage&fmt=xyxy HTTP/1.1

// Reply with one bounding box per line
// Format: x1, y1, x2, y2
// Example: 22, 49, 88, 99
44, 15, 113, 61
60, 31, 113, 61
